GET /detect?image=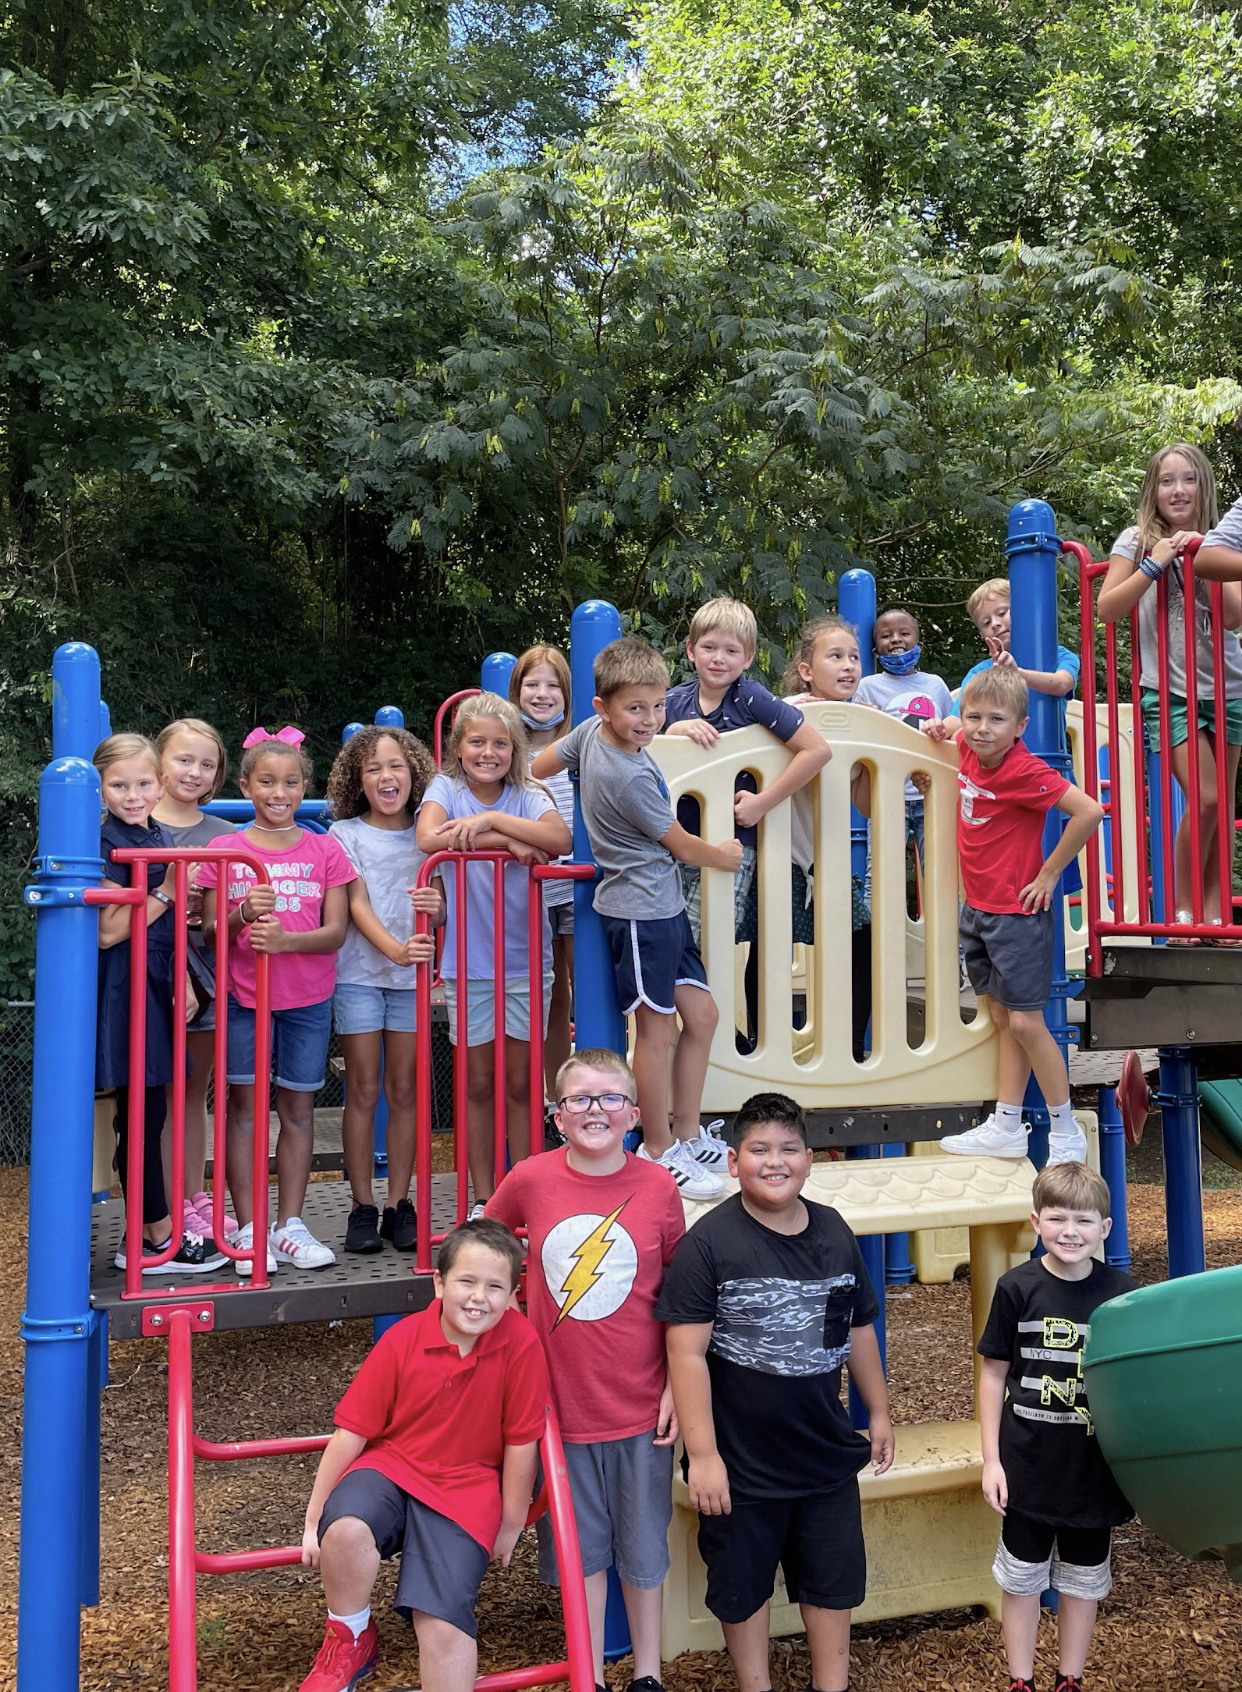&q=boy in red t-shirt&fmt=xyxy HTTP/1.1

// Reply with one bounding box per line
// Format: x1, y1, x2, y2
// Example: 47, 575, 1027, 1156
923, 668, 1102, 1163
486, 1046, 685, 1692
297, 1218, 548, 1692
